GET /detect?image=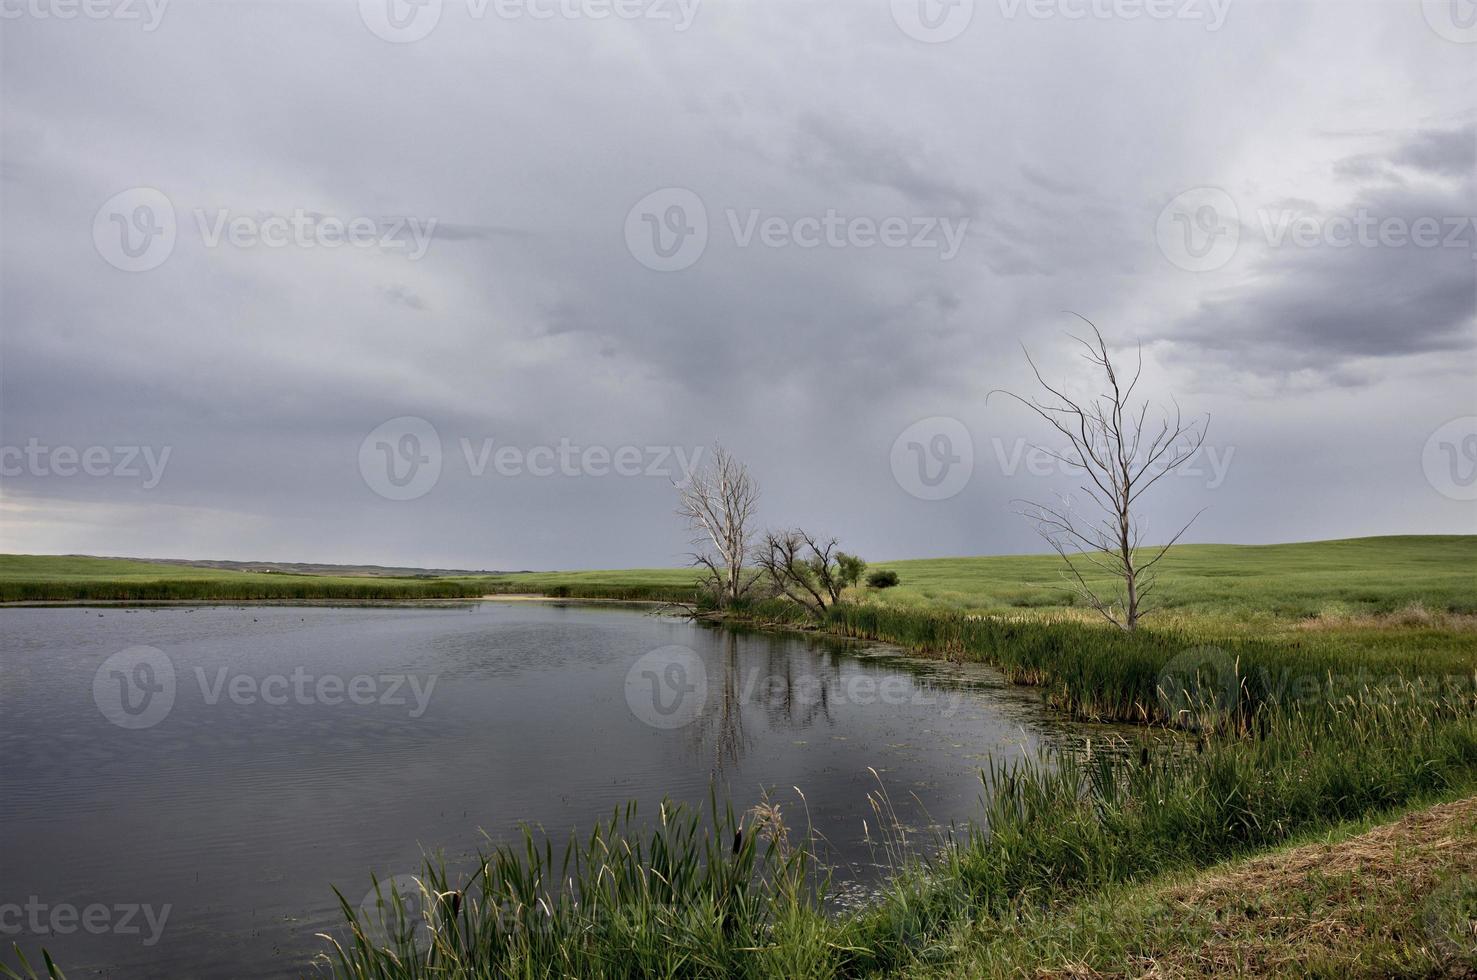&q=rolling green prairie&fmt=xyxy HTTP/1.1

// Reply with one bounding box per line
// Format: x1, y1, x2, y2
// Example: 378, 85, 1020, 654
7, 536, 1474, 620
482, 535, 1477, 623
869, 535, 1477, 612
